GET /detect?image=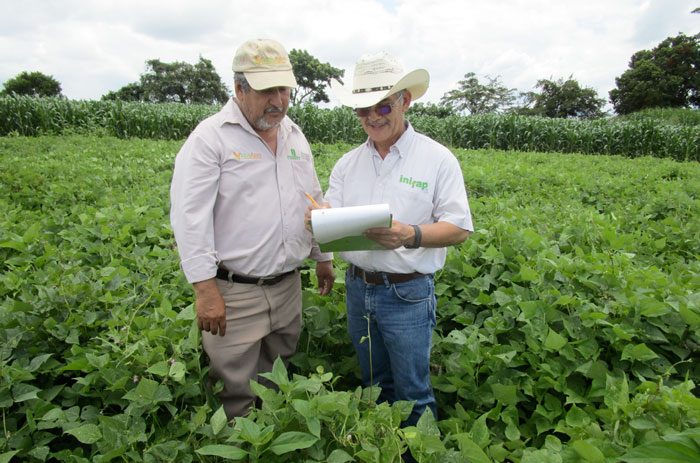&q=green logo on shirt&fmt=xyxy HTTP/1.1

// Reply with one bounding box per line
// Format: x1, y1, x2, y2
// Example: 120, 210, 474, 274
399, 175, 429, 190
288, 148, 301, 160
